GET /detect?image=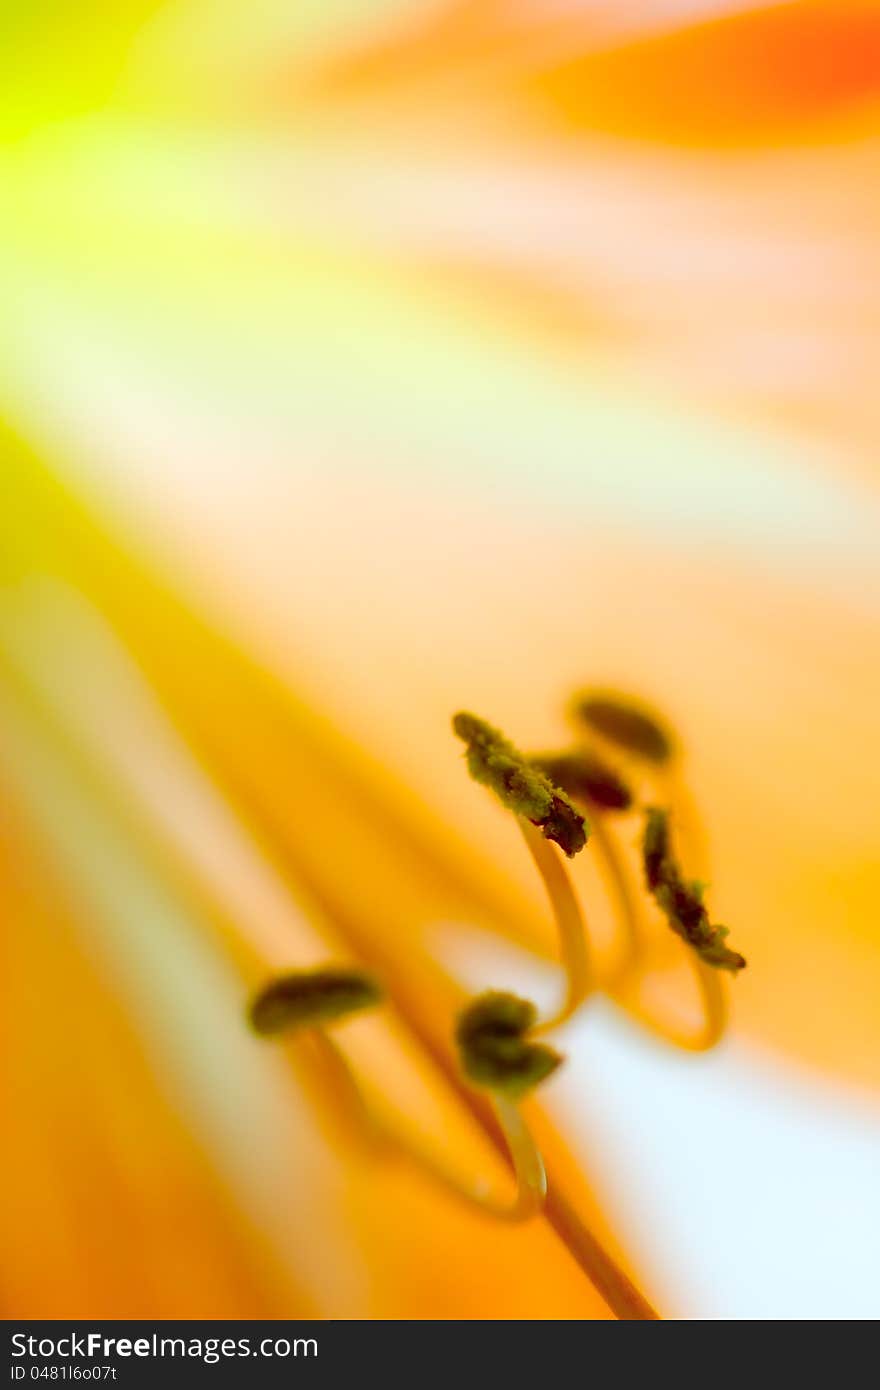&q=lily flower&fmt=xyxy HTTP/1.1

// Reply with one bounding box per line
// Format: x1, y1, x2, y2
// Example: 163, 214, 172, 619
2, 1, 879, 1321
